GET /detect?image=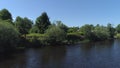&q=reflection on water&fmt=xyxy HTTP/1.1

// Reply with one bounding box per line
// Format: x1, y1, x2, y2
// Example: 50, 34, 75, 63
1, 40, 120, 68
